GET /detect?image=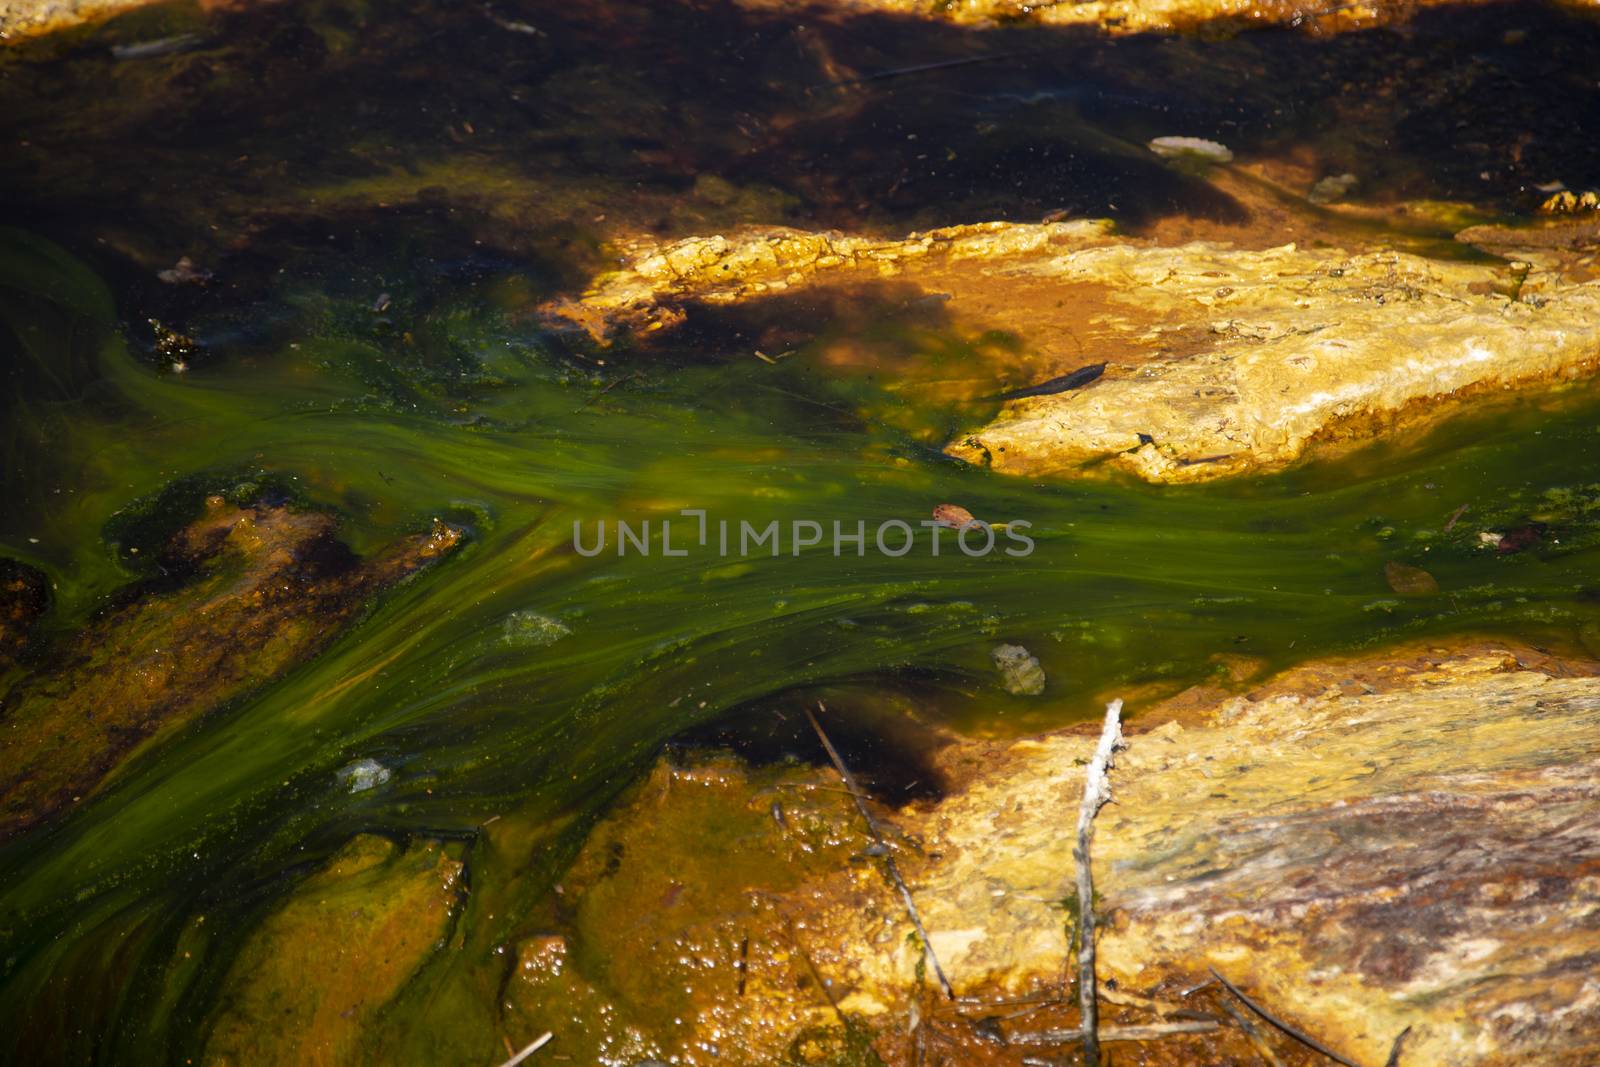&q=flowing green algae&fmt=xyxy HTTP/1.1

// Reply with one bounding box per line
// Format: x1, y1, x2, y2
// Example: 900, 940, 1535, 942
3, 218, 1600, 1061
